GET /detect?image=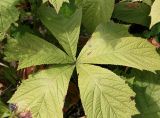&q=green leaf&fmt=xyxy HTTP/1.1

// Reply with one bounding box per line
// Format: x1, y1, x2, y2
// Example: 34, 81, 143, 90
59, 2, 77, 17
131, 70, 160, 118
4, 33, 73, 69
75, 0, 83, 6
112, 2, 151, 27
39, 6, 82, 60
0, 0, 19, 39
150, 22, 160, 36
49, 0, 69, 13
42, 0, 69, 13
0, 32, 5, 41
77, 64, 138, 118
9, 65, 75, 118
0, 100, 11, 118
79, 0, 114, 33
42, 0, 48, 3
78, 22, 160, 71
150, 0, 160, 28
143, 0, 155, 6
